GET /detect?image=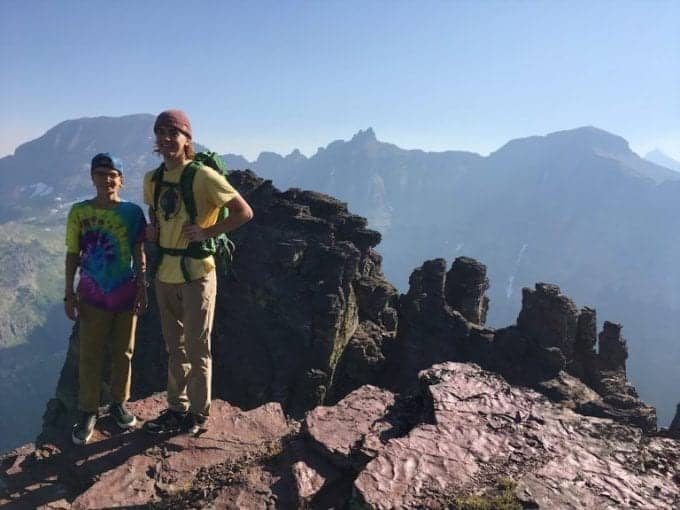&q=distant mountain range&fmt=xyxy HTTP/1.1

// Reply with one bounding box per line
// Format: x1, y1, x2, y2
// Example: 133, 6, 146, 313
0, 115, 678, 429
